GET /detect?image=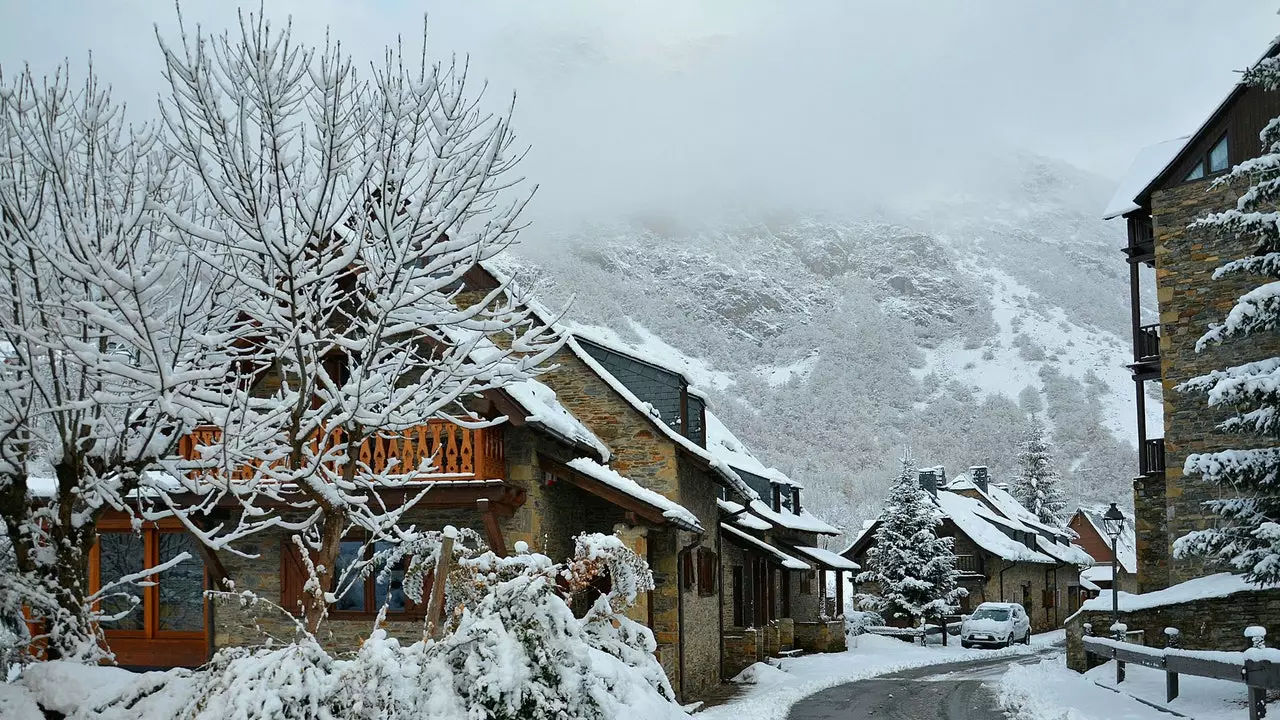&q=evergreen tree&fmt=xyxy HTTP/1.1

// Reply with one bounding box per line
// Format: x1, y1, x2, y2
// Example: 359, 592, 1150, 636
856, 457, 966, 626
1173, 54, 1280, 586
1012, 416, 1067, 527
